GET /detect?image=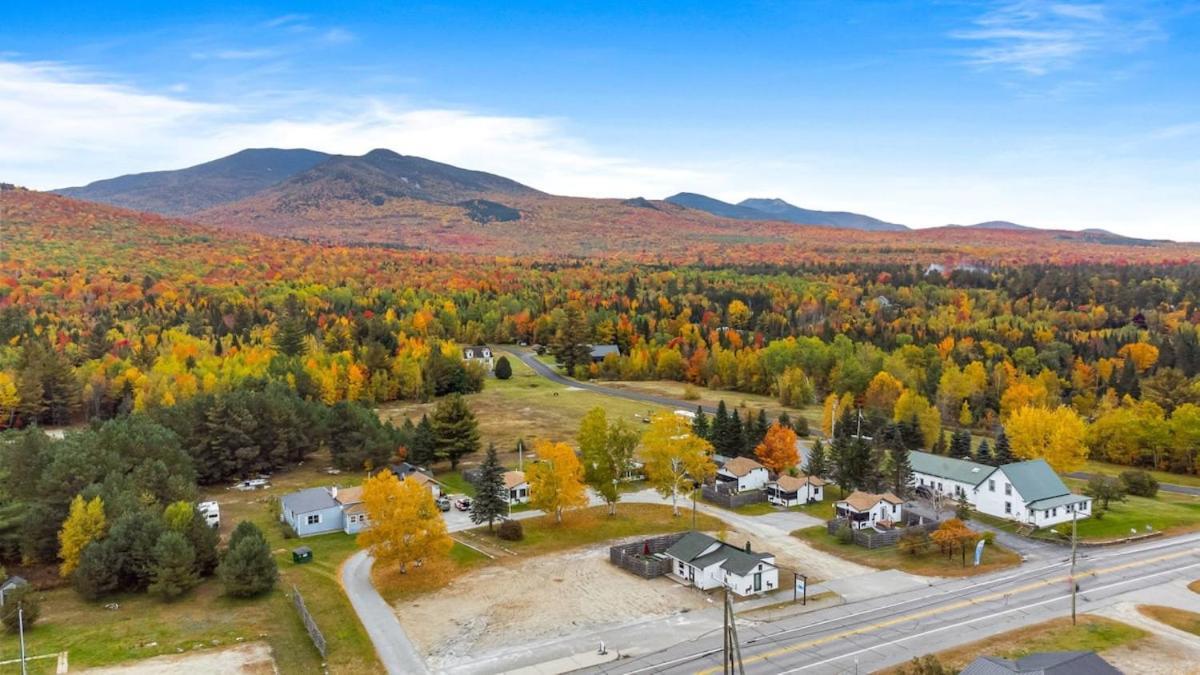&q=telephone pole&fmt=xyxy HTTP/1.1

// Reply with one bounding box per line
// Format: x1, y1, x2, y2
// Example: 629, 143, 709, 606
1070, 509, 1078, 625
18, 603, 27, 675
722, 584, 744, 674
